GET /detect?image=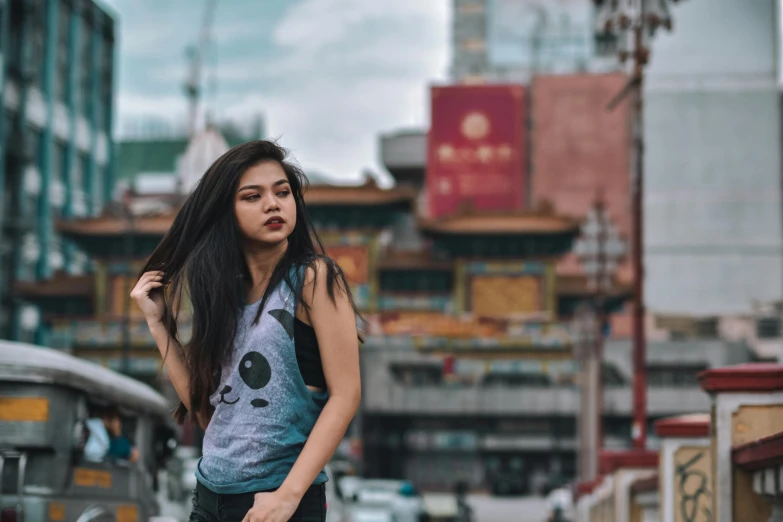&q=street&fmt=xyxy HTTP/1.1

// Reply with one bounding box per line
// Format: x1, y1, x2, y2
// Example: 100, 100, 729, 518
467, 494, 550, 522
